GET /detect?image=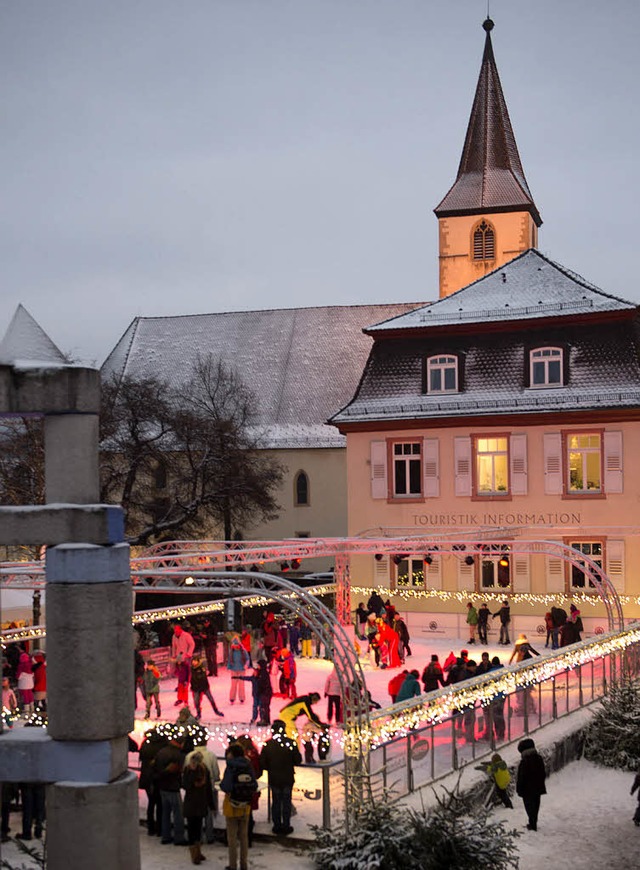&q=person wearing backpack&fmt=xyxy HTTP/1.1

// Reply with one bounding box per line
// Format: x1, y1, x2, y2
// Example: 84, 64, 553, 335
220, 742, 258, 870
485, 753, 513, 808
